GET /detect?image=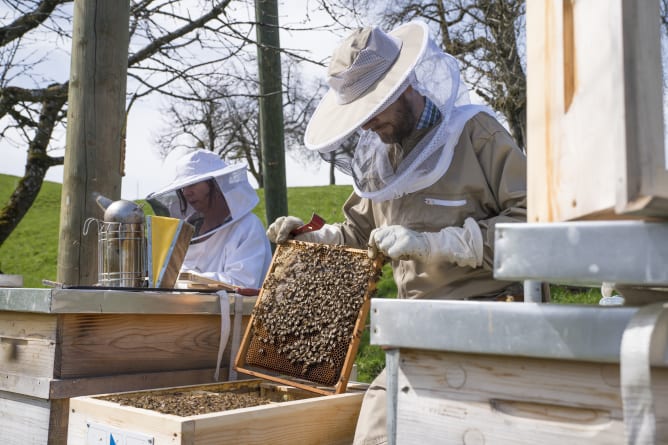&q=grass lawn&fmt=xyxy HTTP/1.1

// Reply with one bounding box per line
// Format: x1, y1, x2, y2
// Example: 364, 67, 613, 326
0, 174, 600, 382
